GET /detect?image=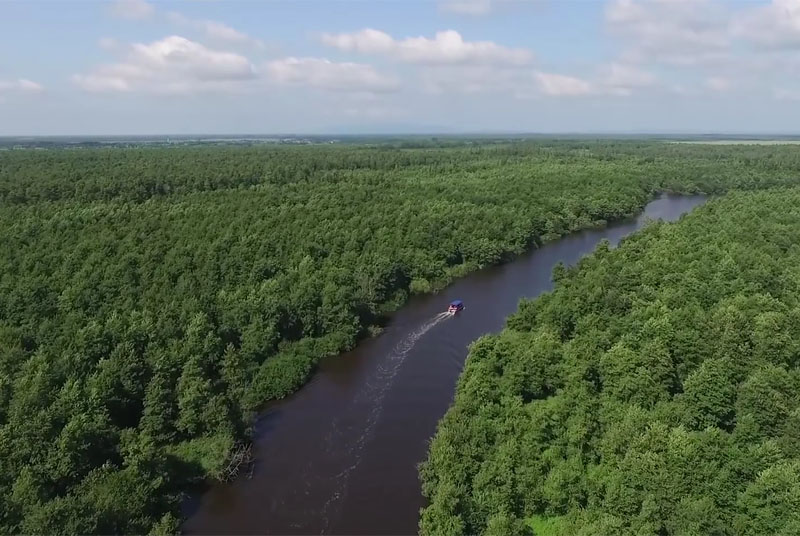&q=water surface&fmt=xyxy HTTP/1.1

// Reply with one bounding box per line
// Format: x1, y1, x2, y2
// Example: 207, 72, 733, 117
184, 194, 708, 535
